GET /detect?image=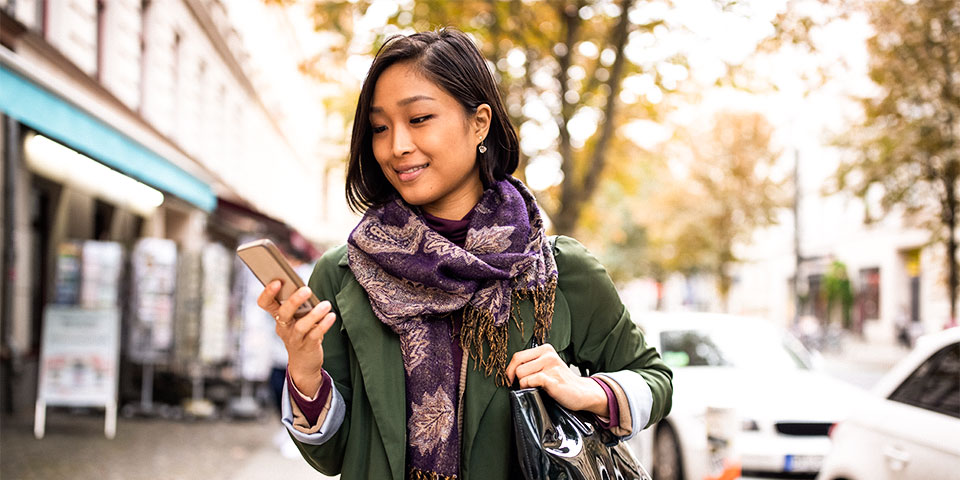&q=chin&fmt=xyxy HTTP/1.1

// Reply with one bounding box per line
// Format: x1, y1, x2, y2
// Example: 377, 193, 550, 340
394, 188, 436, 208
